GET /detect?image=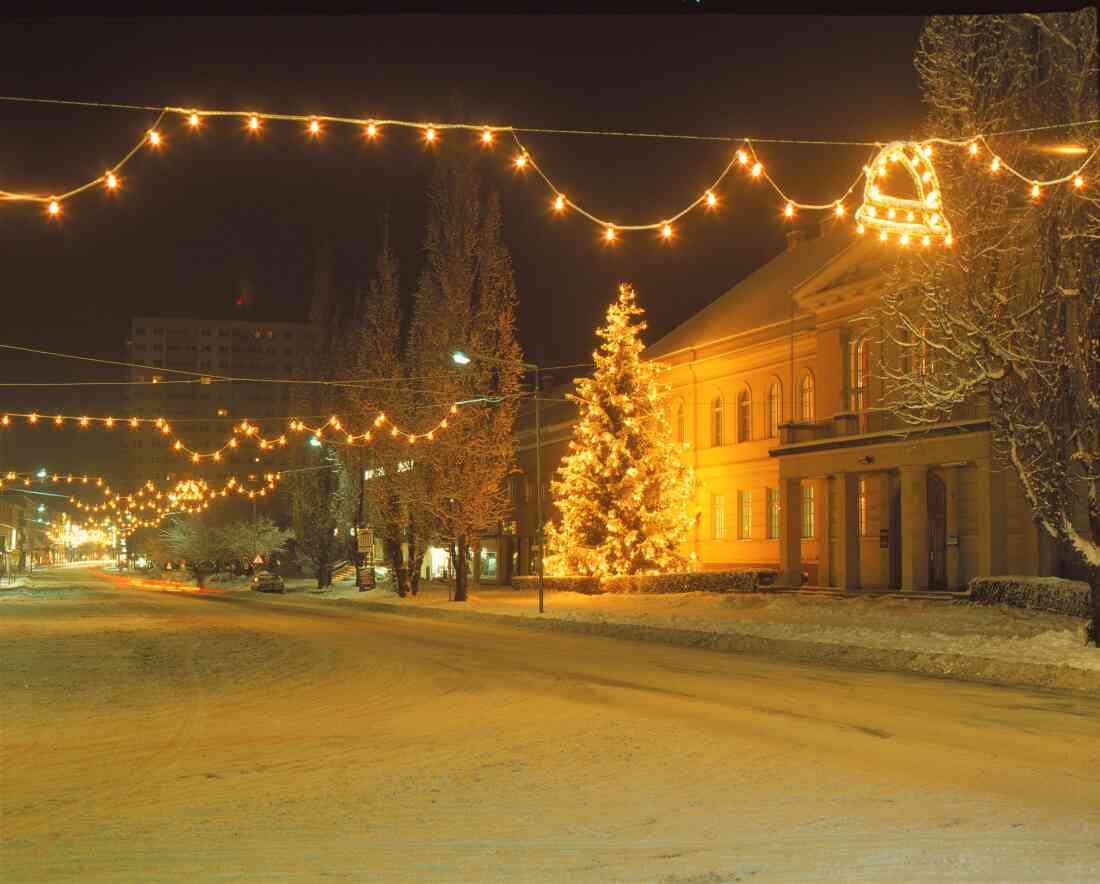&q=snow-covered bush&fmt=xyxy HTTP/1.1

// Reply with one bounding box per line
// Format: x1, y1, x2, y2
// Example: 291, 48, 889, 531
512, 571, 758, 594
968, 576, 1091, 619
